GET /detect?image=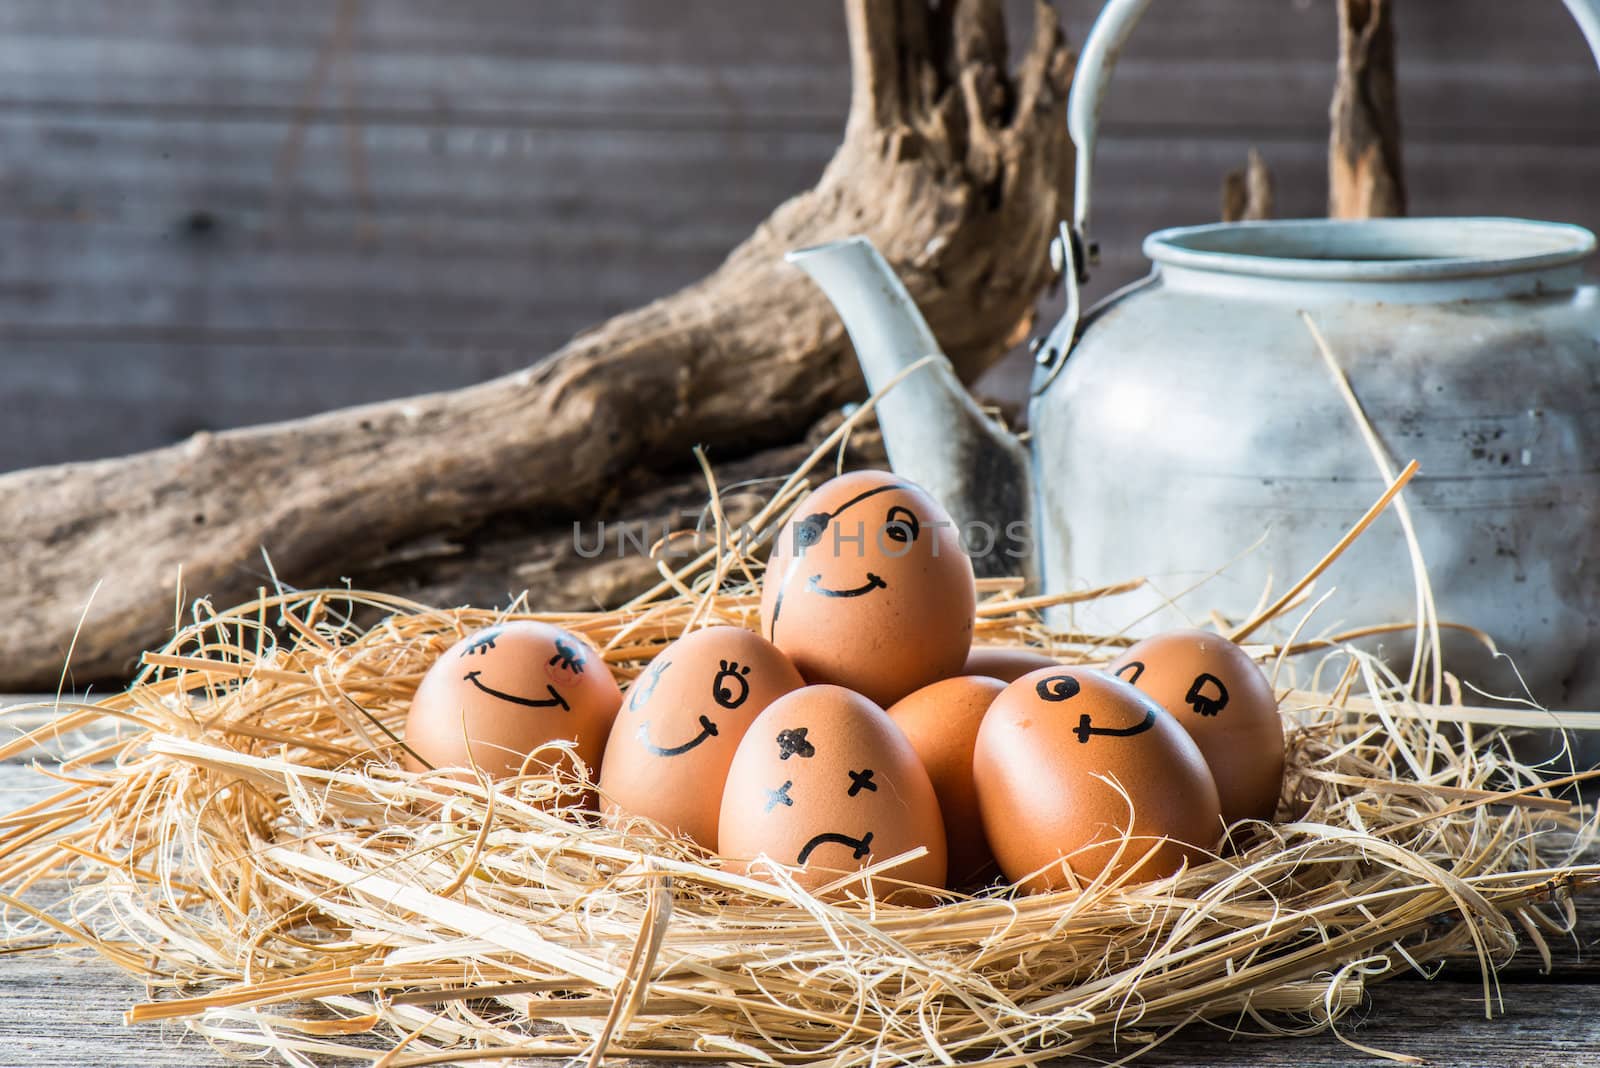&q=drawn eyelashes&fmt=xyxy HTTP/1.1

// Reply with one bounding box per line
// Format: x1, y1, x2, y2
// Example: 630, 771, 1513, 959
548, 637, 585, 675
461, 627, 503, 657
712, 660, 751, 709
462, 670, 569, 712
629, 658, 671, 711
